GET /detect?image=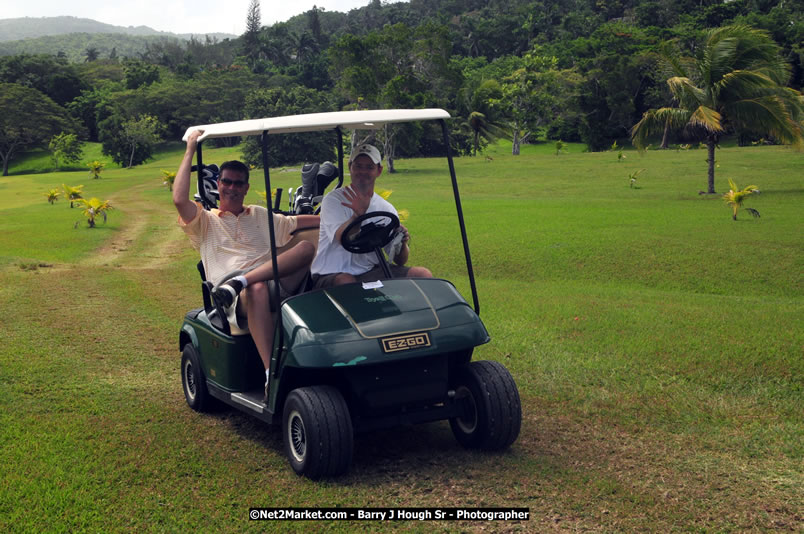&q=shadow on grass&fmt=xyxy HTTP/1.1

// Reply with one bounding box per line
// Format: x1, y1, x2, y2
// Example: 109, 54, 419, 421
72, 223, 117, 232
198, 403, 534, 488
